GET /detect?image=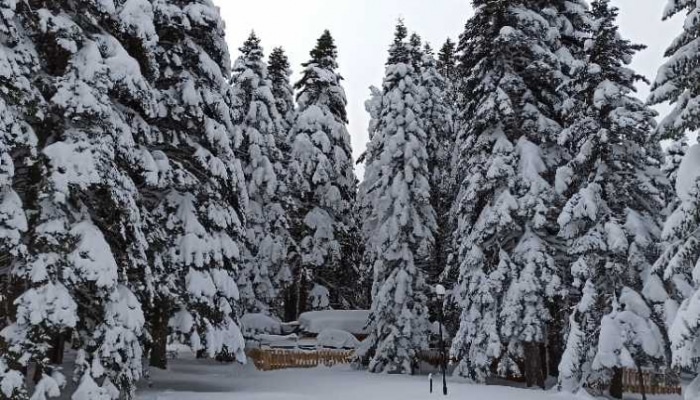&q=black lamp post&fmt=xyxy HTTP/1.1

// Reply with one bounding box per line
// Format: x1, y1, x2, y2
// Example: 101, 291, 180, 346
435, 284, 448, 396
